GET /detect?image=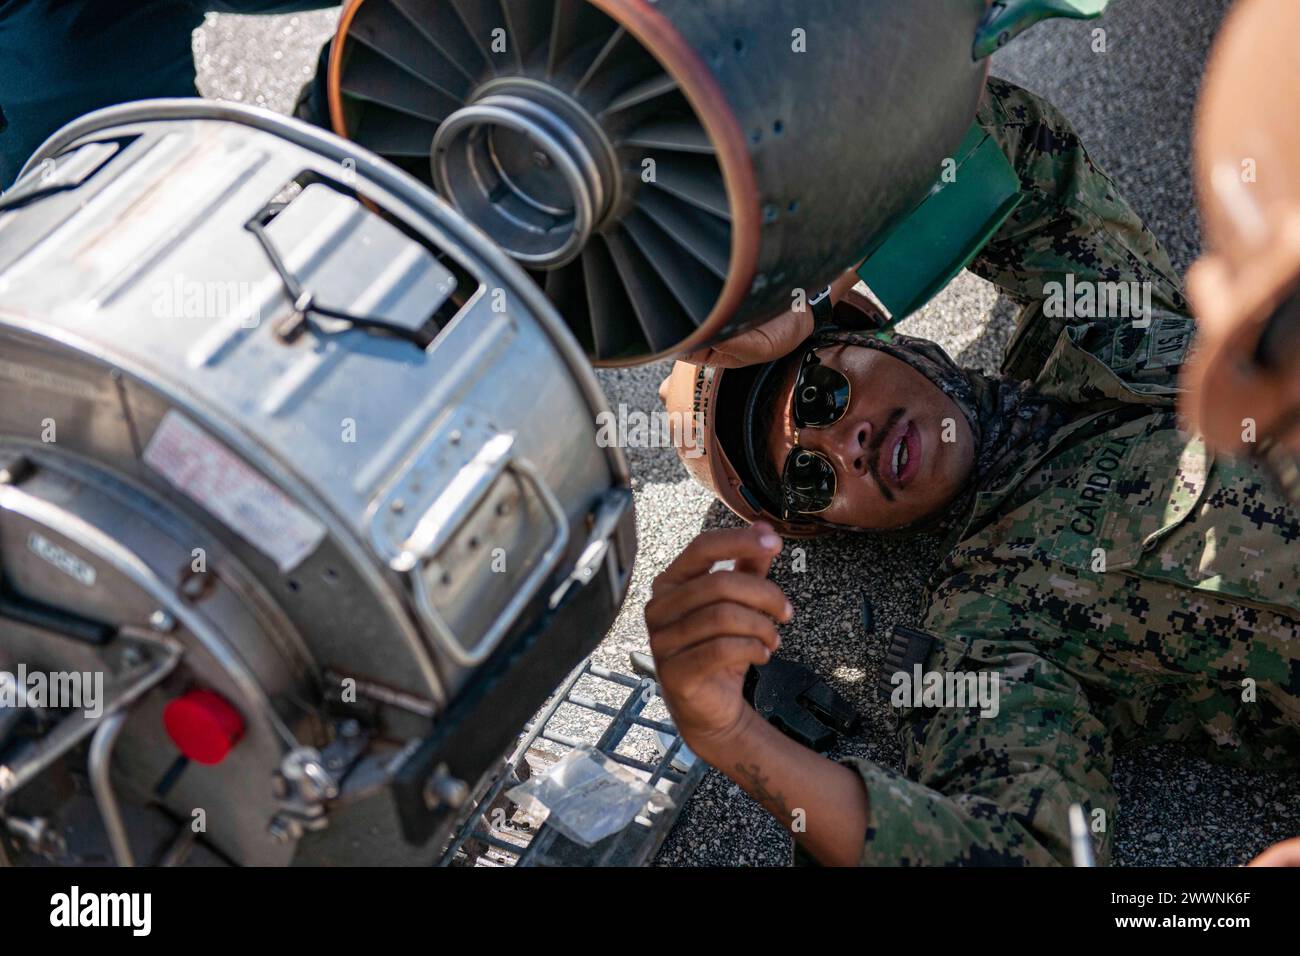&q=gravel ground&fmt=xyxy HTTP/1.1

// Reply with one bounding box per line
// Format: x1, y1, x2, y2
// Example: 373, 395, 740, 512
195, 0, 1300, 866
